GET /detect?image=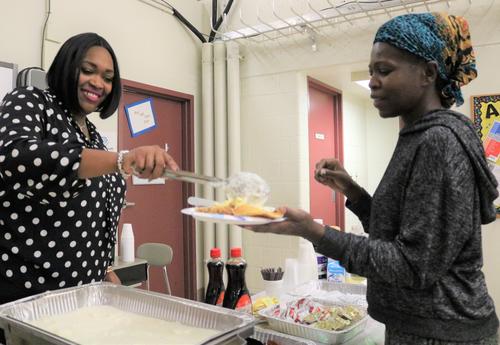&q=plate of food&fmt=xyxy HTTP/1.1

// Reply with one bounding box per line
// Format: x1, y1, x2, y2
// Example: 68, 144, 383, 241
181, 206, 285, 225
181, 172, 286, 225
